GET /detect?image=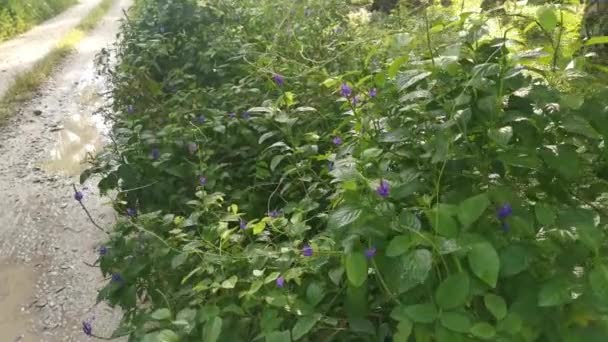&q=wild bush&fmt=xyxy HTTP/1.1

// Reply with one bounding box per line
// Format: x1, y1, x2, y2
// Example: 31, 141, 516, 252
86, 0, 608, 340
0, 0, 77, 41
